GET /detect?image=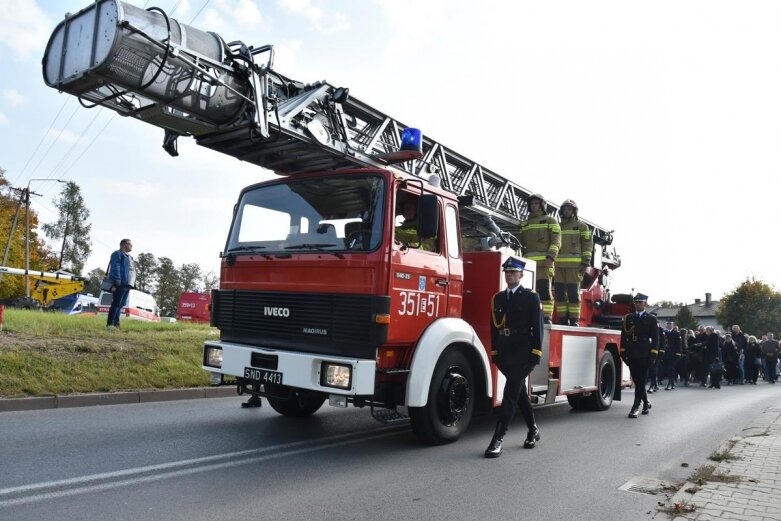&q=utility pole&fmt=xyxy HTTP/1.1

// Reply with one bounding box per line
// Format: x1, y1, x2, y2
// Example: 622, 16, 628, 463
24, 179, 66, 297
1, 187, 25, 267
